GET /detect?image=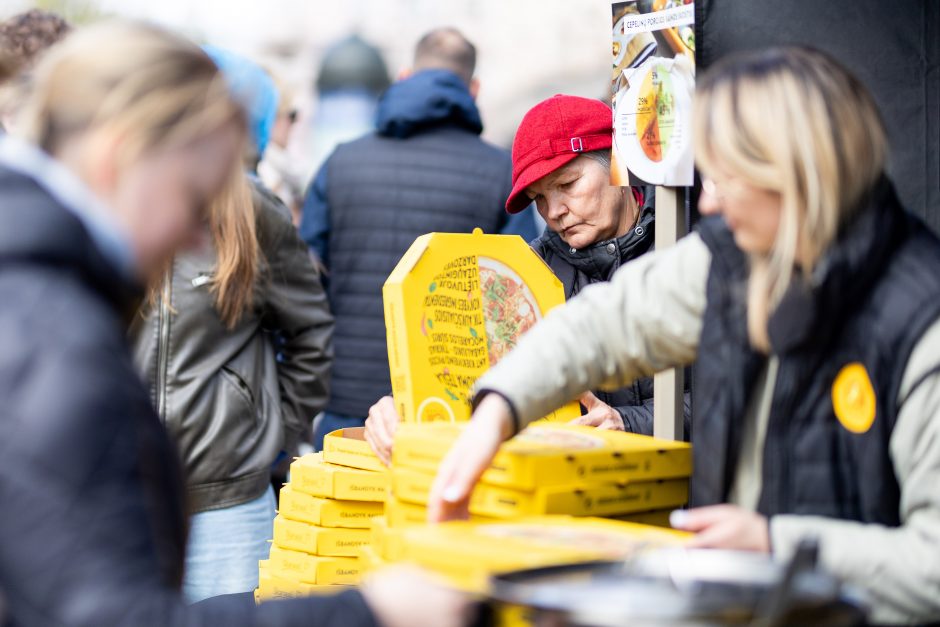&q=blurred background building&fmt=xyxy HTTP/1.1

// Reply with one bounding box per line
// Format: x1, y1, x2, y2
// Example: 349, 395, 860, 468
3, 0, 612, 184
